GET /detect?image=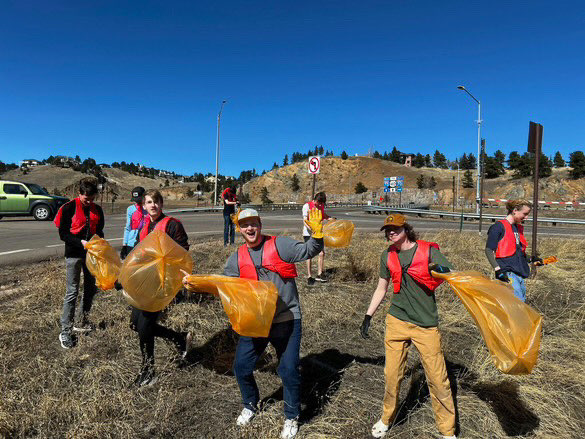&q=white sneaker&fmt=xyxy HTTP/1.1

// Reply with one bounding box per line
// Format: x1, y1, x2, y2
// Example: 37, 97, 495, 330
443, 436, 457, 439
280, 419, 299, 439
371, 419, 389, 438
236, 408, 255, 426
